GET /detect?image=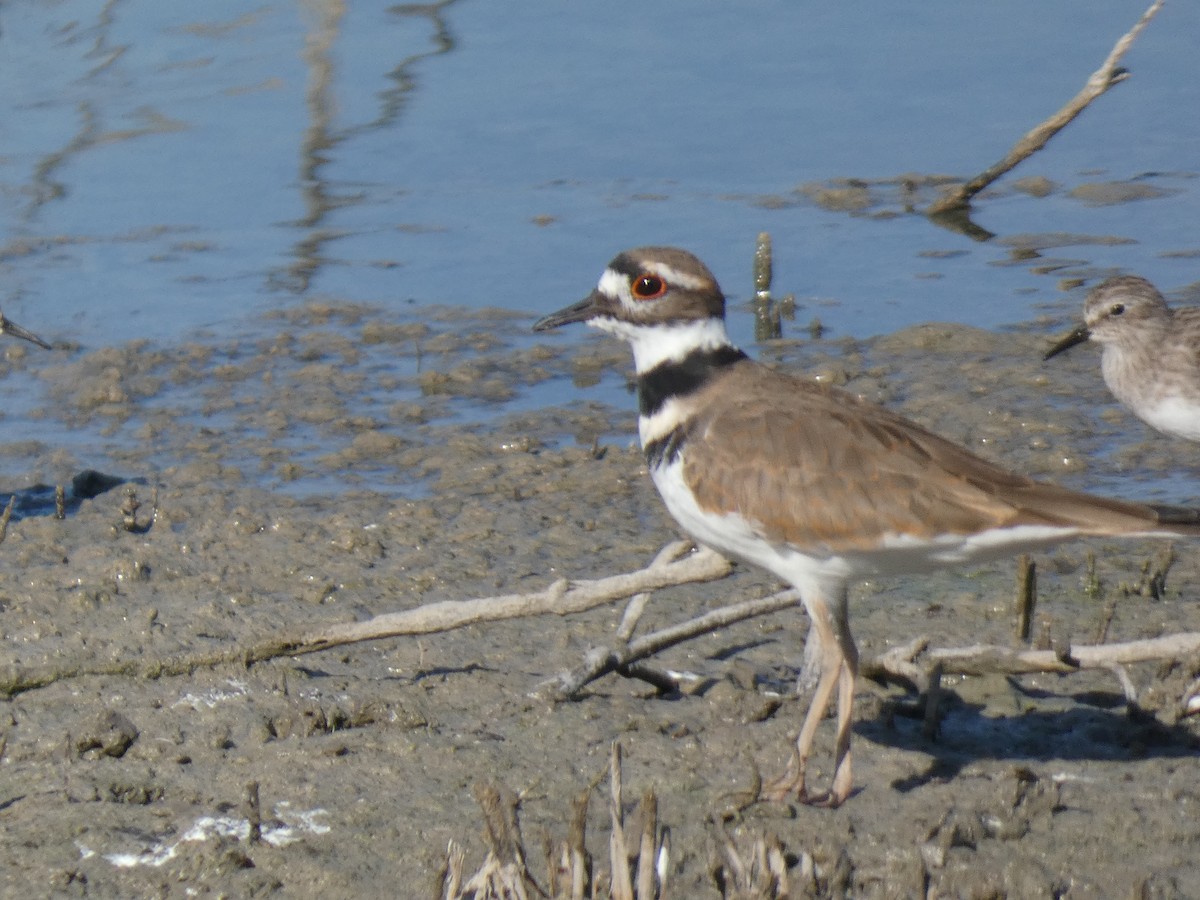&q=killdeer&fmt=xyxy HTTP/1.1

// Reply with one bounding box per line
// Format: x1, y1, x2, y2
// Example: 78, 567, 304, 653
0, 311, 50, 351
1045, 276, 1200, 442
534, 246, 1200, 807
